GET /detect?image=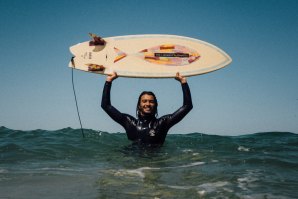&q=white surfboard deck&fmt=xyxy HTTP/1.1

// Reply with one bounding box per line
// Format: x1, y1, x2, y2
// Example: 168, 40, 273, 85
69, 34, 232, 78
